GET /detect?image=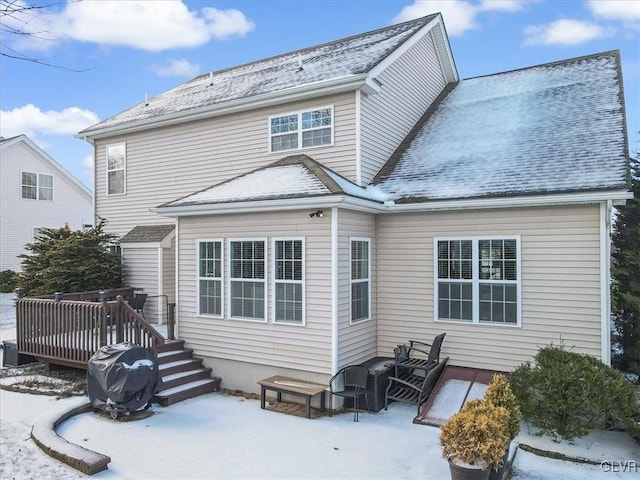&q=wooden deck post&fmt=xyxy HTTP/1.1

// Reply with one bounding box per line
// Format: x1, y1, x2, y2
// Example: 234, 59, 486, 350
115, 296, 124, 344
99, 291, 108, 348
167, 303, 176, 341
